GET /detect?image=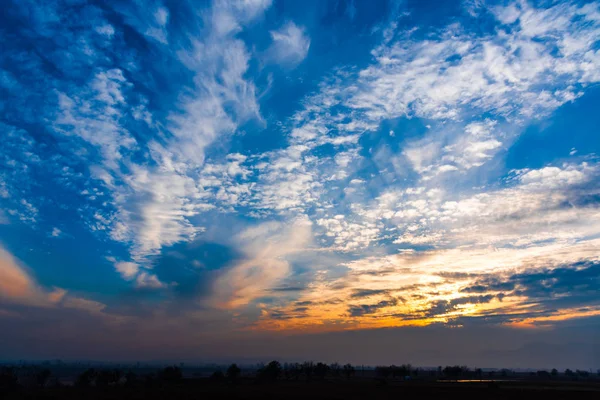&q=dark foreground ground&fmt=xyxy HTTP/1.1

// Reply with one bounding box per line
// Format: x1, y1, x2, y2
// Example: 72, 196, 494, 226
3, 378, 600, 400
